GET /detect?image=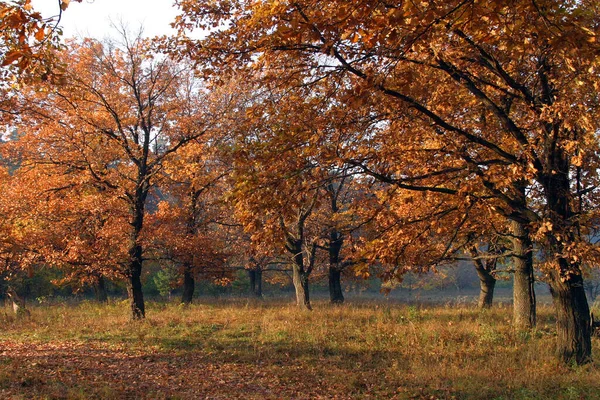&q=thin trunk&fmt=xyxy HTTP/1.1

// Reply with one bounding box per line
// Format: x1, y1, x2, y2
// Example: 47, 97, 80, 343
127, 183, 147, 320
285, 229, 313, 310
328, 229, 344, 304
127, 243, 145, 320
6, 287, 30, 318
292, 264, 311, 310
181, 265, 195, 305
511, 220, 536, 329
281, 196, 317, 311
94, 276, 108, 304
